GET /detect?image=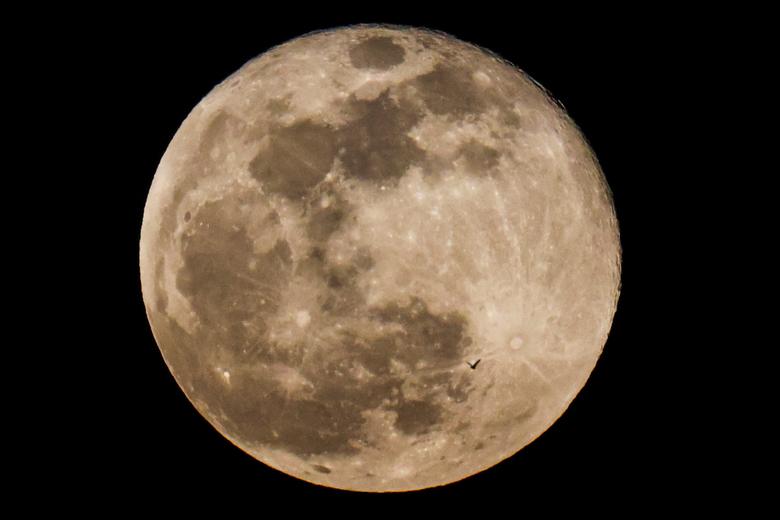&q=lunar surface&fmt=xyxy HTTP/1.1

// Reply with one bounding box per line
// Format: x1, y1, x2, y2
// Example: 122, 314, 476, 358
140, 25, 621, 492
